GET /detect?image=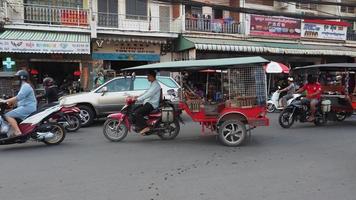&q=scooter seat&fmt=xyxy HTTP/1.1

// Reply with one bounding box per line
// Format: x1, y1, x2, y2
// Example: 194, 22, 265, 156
149, 109, 161, 117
